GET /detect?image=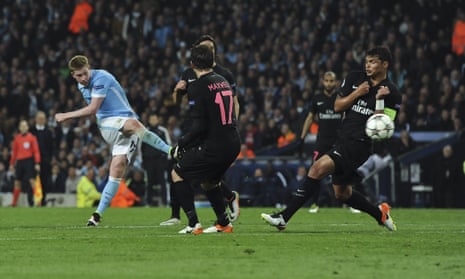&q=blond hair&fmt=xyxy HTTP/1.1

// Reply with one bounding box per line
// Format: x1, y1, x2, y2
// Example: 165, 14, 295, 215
68, 55, 89, 72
